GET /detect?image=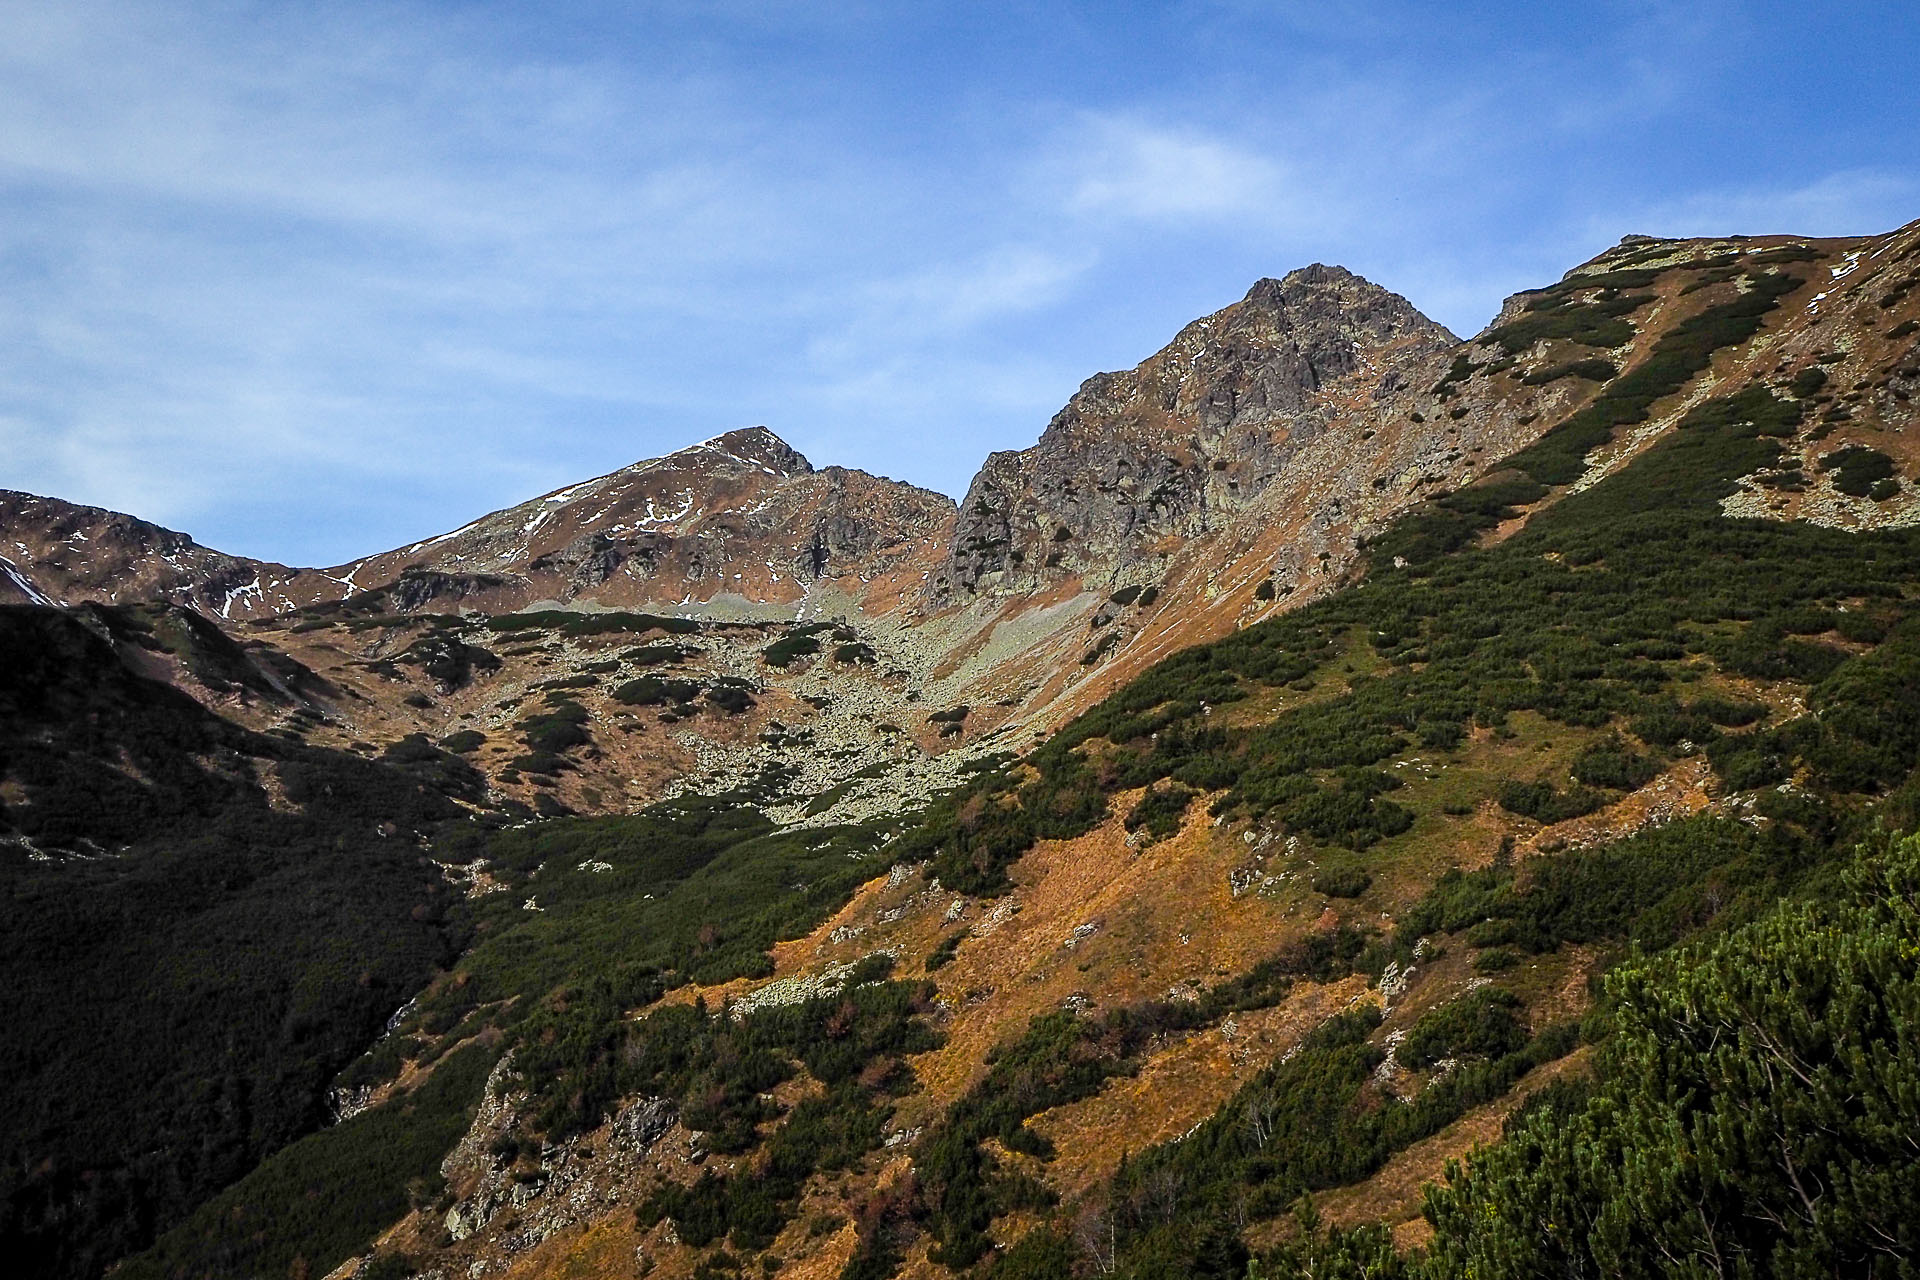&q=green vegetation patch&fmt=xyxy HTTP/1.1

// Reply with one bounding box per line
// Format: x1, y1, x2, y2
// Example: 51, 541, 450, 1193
764, 622, 839, 668
614, 675, 703, 706
1483, 273, 1662, 357
1819, 444, 1897, 497
1422, 834, 1920, 1278
622, 642, 696, 666
517, 699, 591, 754
1399, 988, 1529, 1068
484, 610, 698, 637
1519, 357, 1618, 386
393, 631, 500, 690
